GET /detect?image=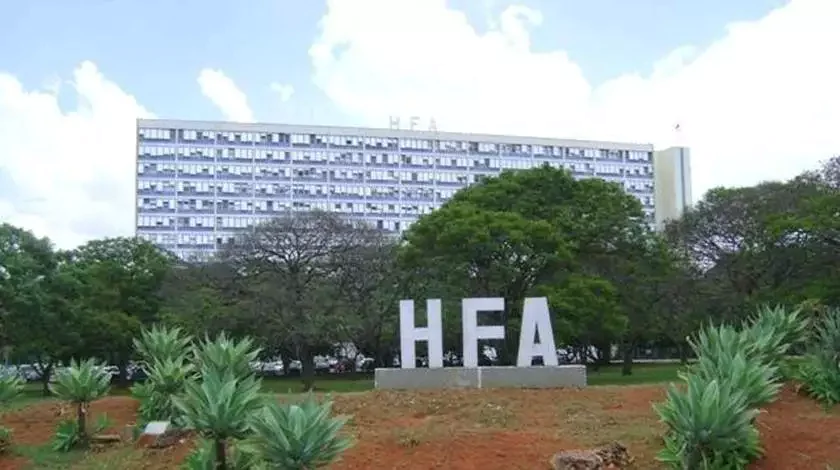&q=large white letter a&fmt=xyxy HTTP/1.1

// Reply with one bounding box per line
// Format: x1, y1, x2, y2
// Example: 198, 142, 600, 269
516, 297, 558, 367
